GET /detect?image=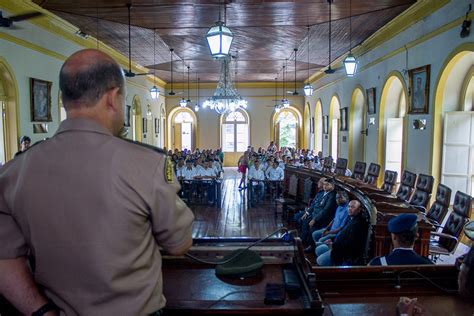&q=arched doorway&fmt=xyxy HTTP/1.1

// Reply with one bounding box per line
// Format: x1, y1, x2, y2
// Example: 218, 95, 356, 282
303, 103, 311, 149
314, 99, 323, 153
168, 107, 197, 151
378, 72, 408, 185
131, 95, 142, 142
220, 109, 250, 166
0, 57, 19, 163
329, 95, 341, 160
433, 44, 474, 200
349, 87, 366, 168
